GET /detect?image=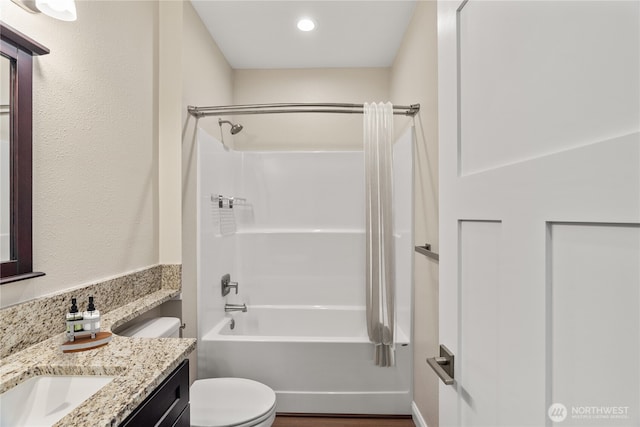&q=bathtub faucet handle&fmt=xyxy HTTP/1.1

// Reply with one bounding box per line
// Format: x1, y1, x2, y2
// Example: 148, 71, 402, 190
221, 274, 239, 296
228, 281, 238, 294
